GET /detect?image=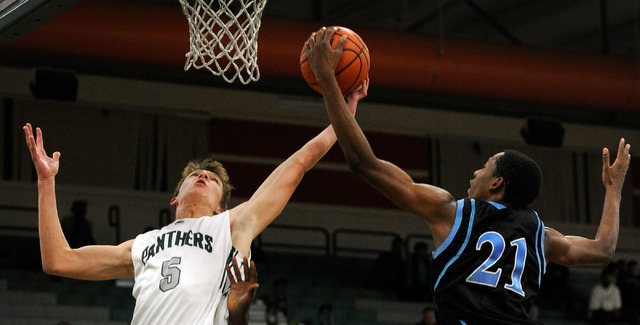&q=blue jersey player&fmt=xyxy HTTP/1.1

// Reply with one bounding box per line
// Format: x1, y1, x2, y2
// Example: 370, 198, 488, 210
305, 26, 631, 325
